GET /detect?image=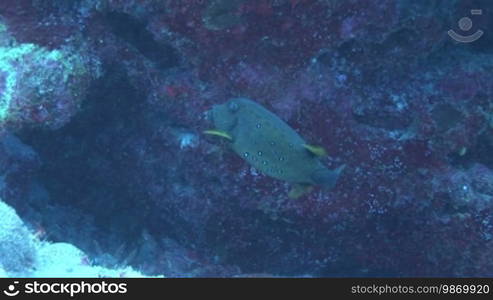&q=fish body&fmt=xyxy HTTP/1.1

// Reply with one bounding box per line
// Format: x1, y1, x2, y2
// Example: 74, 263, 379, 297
208, 98, 344, 189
